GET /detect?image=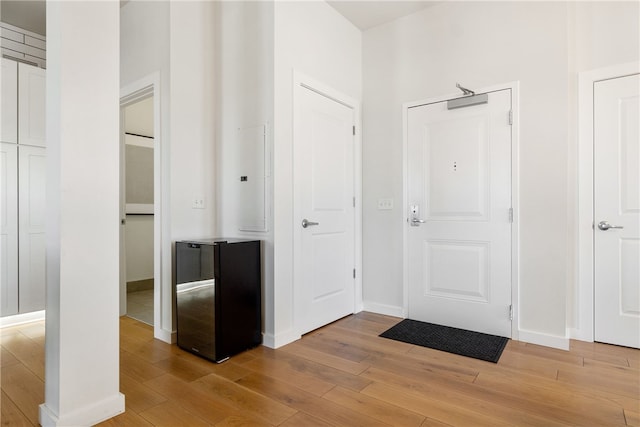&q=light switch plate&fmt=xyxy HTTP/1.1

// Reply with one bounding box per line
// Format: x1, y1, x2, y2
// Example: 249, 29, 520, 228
377, 198, 393, 210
